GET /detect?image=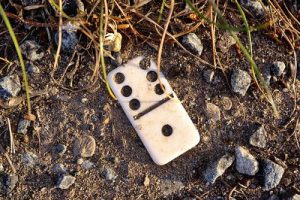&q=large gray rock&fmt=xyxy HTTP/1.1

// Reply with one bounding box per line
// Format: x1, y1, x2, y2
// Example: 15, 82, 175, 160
263, 159, 285, 191
249, 125, 267, 148
231, 69, 251, 96
235, 146, 259, 175
57, 174, 76, 189
182, 33, 203, 55
20, 40, 44, 61
0, 74, 21, 100
203, 153, 235, 184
